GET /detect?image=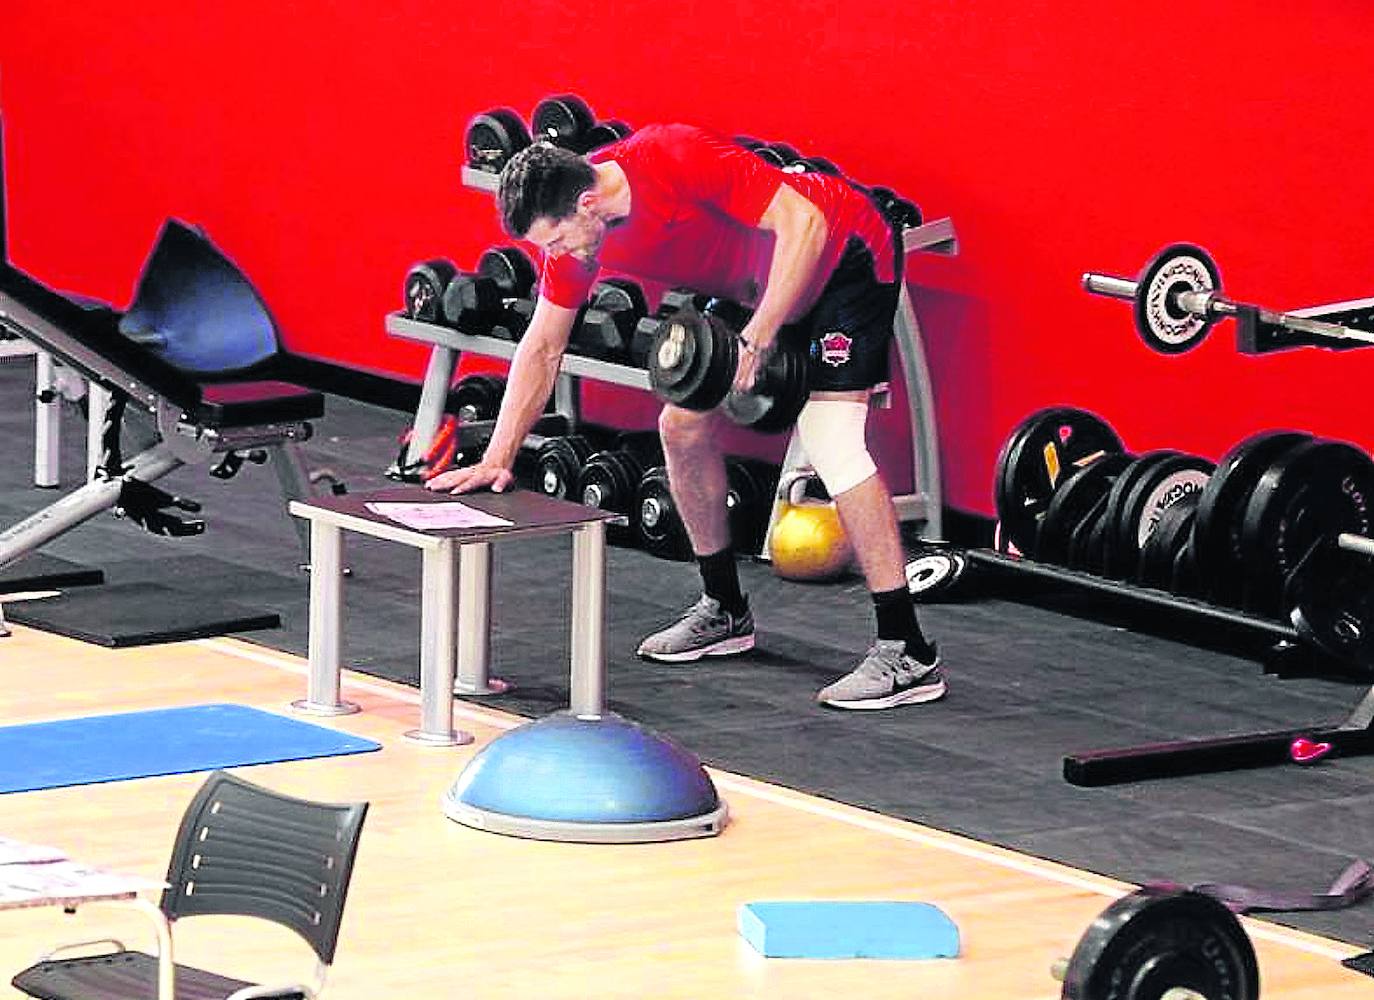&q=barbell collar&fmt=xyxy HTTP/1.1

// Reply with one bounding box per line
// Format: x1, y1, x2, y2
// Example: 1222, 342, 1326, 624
1337, 532, 1374, 557
1082, 272, 1138, 300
